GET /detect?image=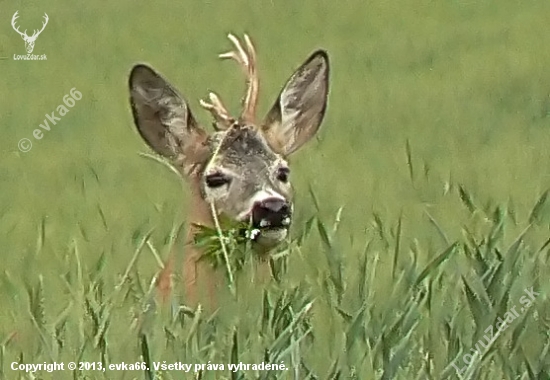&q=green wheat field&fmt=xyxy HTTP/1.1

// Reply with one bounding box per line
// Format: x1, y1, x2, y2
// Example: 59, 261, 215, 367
2, 0, 550, 379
